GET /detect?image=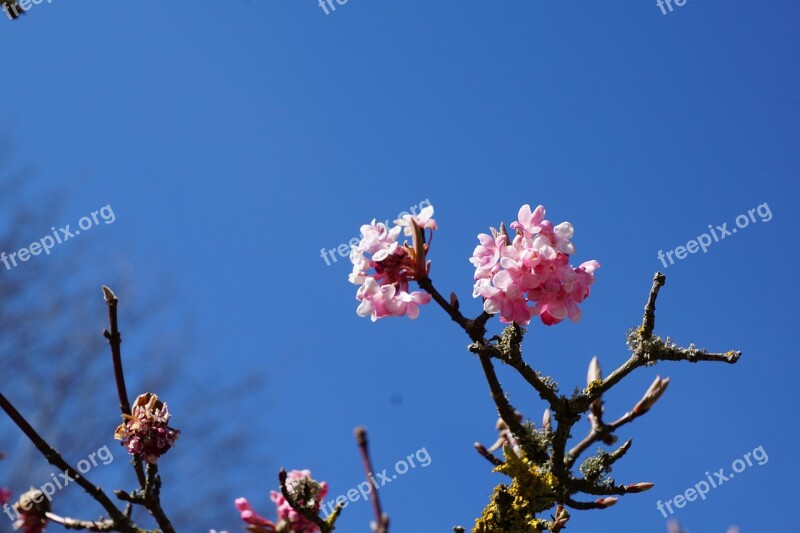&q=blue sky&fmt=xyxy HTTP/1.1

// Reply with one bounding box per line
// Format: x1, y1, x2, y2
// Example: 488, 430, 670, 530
1, 1, 799, 531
